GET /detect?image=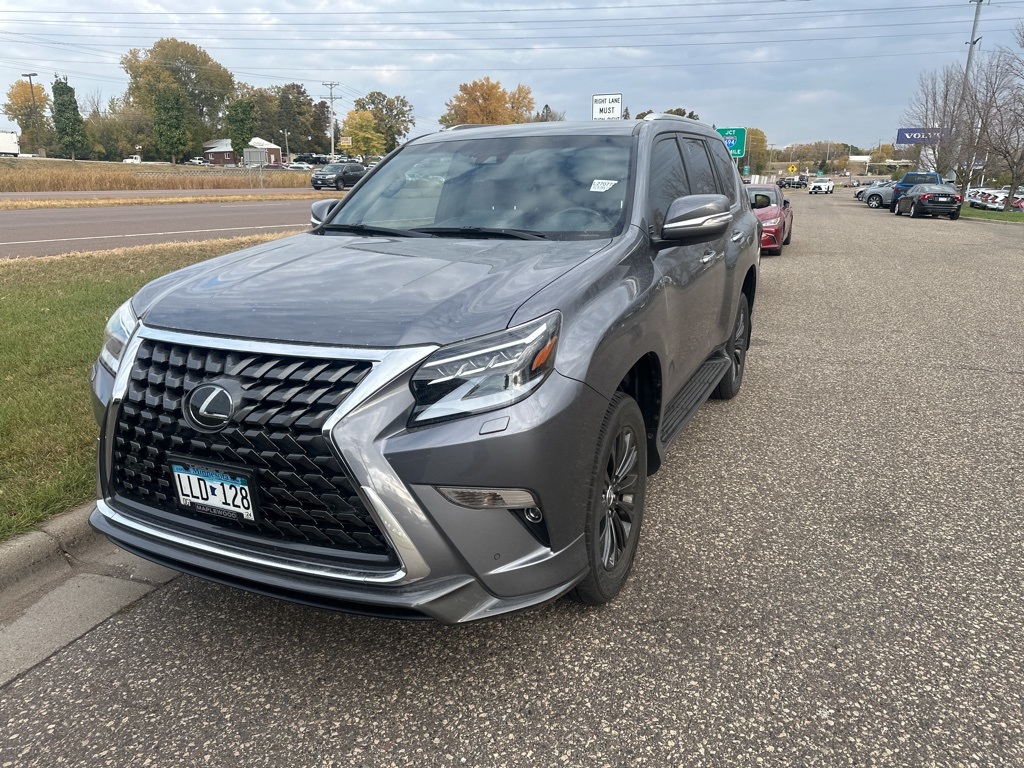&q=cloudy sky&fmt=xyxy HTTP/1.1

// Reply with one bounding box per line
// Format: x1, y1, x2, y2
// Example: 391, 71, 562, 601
1, 0, 1022, 151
